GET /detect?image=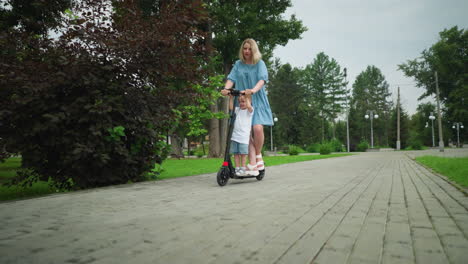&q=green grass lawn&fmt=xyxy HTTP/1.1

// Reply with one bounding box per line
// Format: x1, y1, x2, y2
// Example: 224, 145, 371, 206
415, 156, 468, 187
0, 153, 351, 201
0, 157, 21, 184
0, 157, 57, 201
157, 153, 351, 180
